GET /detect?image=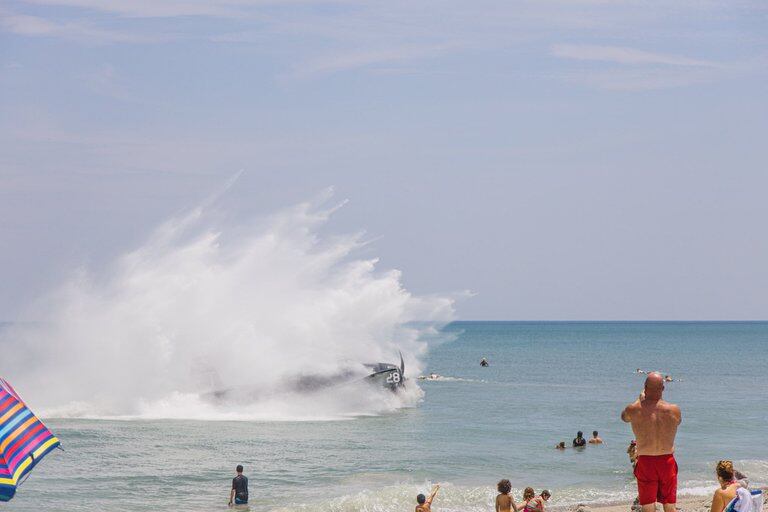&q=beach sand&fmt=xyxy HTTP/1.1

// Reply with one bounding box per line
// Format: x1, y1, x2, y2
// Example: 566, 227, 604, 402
573, 491, 767, 512
582, 495, 708, 512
